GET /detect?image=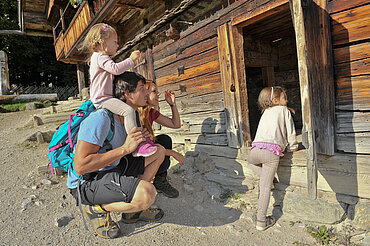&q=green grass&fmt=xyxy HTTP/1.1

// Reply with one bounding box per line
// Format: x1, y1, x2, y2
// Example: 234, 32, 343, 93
0, 101, 56, 112
307, 225, 337, 245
